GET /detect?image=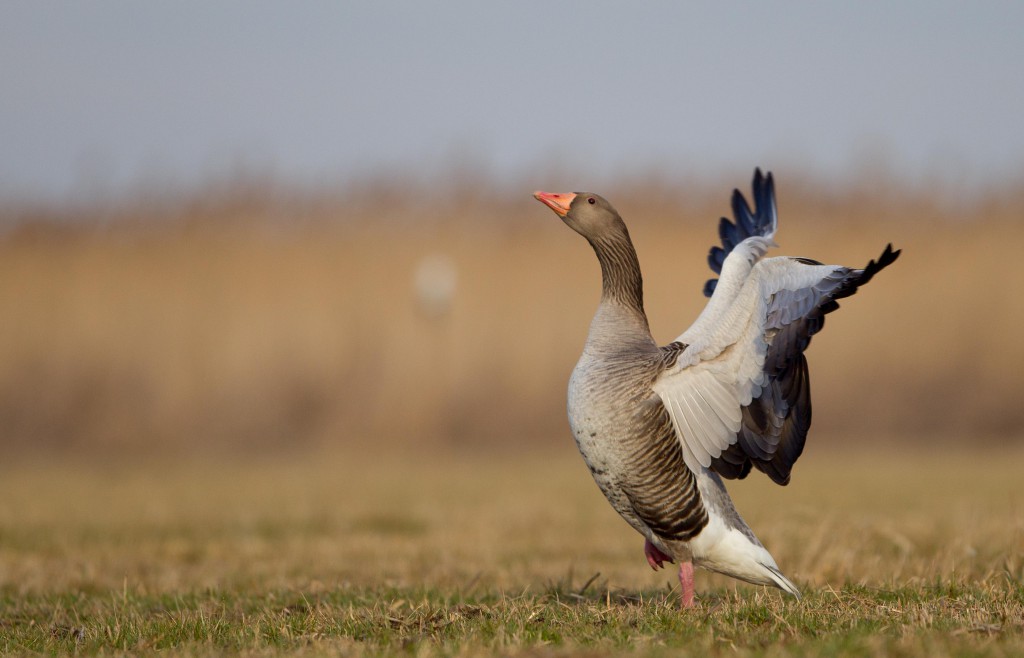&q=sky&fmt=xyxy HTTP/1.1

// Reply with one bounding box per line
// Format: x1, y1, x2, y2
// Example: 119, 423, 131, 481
1, 2, 1023, 203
